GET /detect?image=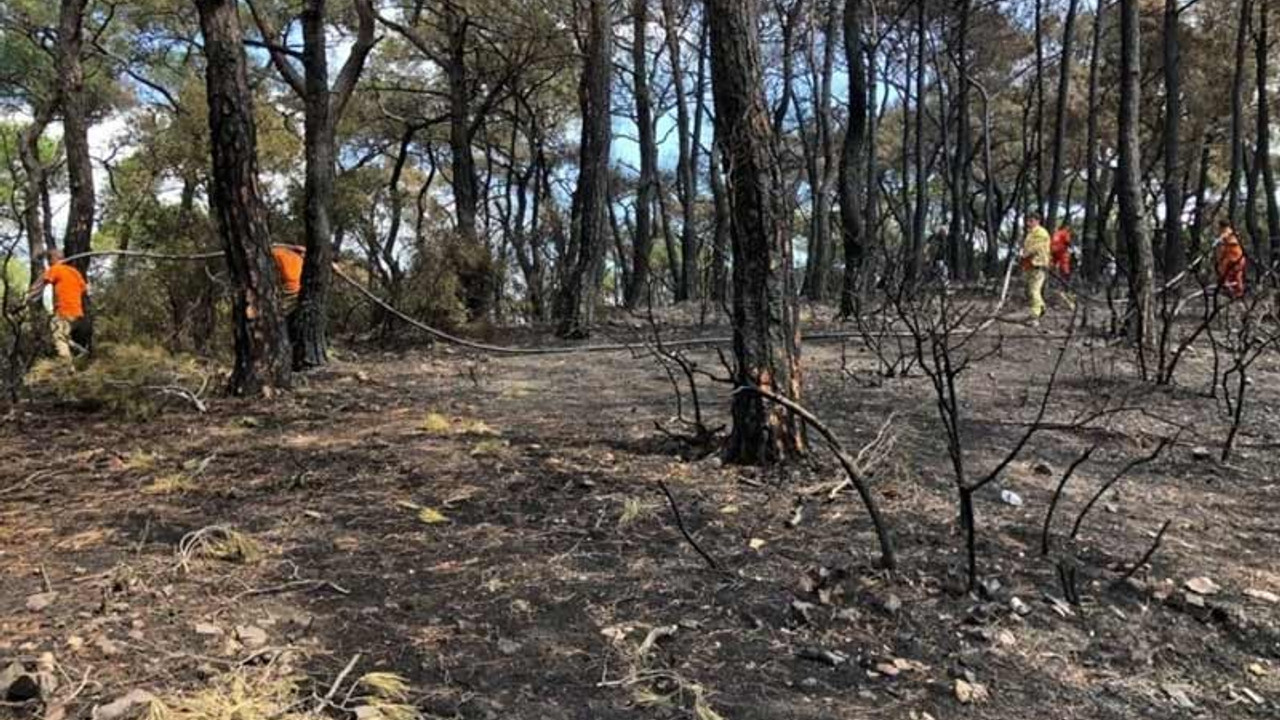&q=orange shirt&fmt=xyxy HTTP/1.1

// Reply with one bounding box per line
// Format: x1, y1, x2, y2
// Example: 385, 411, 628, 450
272, 247, 304, 295
43, 263, 87, 319
1217, 231, 1245, 275
1051, 229, 1072, 257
